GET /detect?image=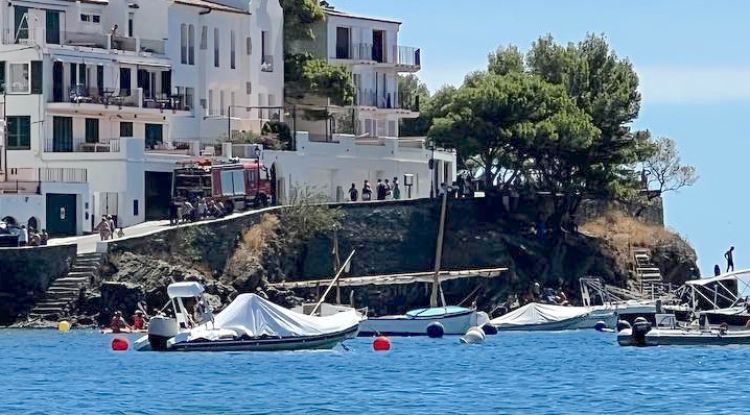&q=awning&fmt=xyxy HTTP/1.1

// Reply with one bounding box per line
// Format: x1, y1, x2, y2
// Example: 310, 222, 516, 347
116, 55, 171, 70
52, 53, 113, 66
